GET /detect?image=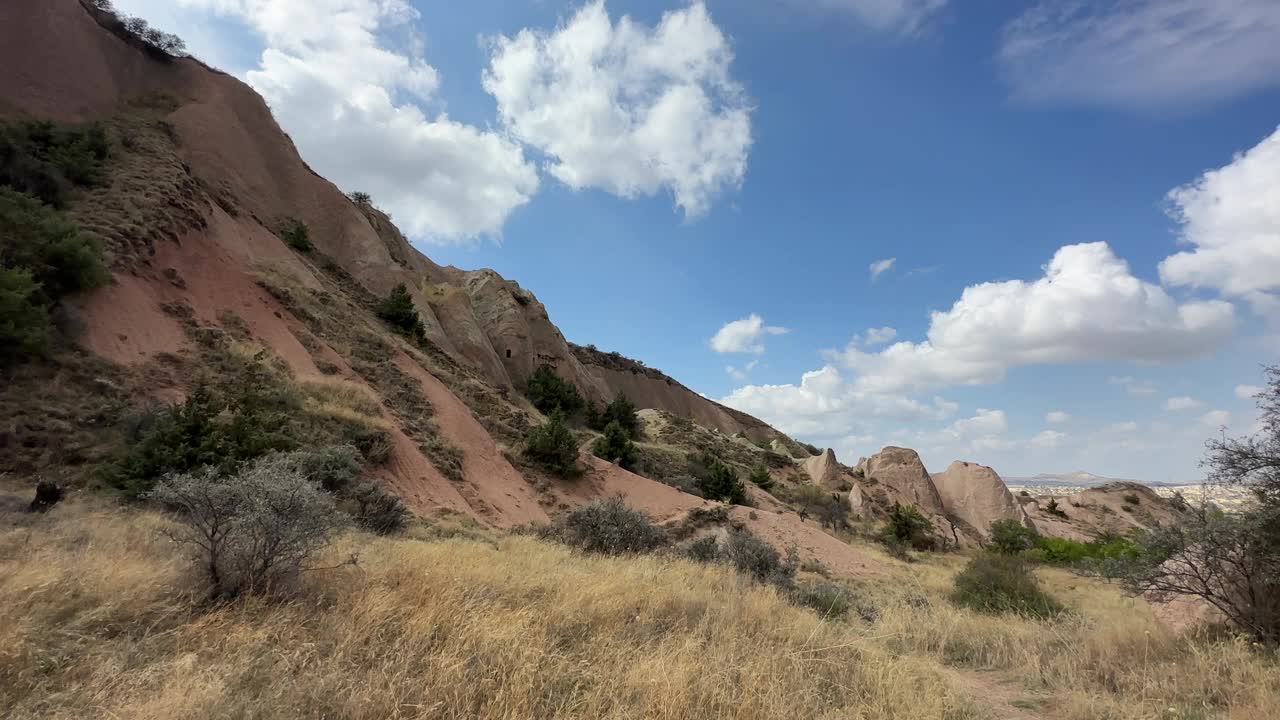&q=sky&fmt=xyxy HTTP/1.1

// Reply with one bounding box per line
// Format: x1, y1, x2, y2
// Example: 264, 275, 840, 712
112, 0, 1280, 481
